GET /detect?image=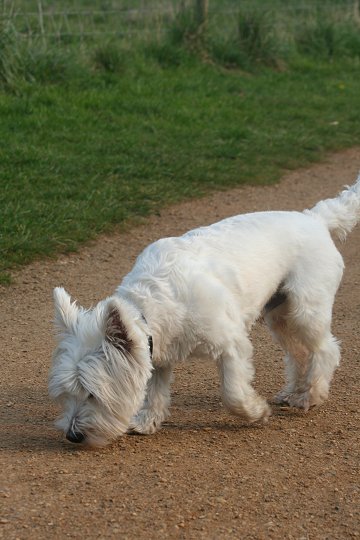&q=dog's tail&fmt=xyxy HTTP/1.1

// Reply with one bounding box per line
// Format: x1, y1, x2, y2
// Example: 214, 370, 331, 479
307, 173, 360, 241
